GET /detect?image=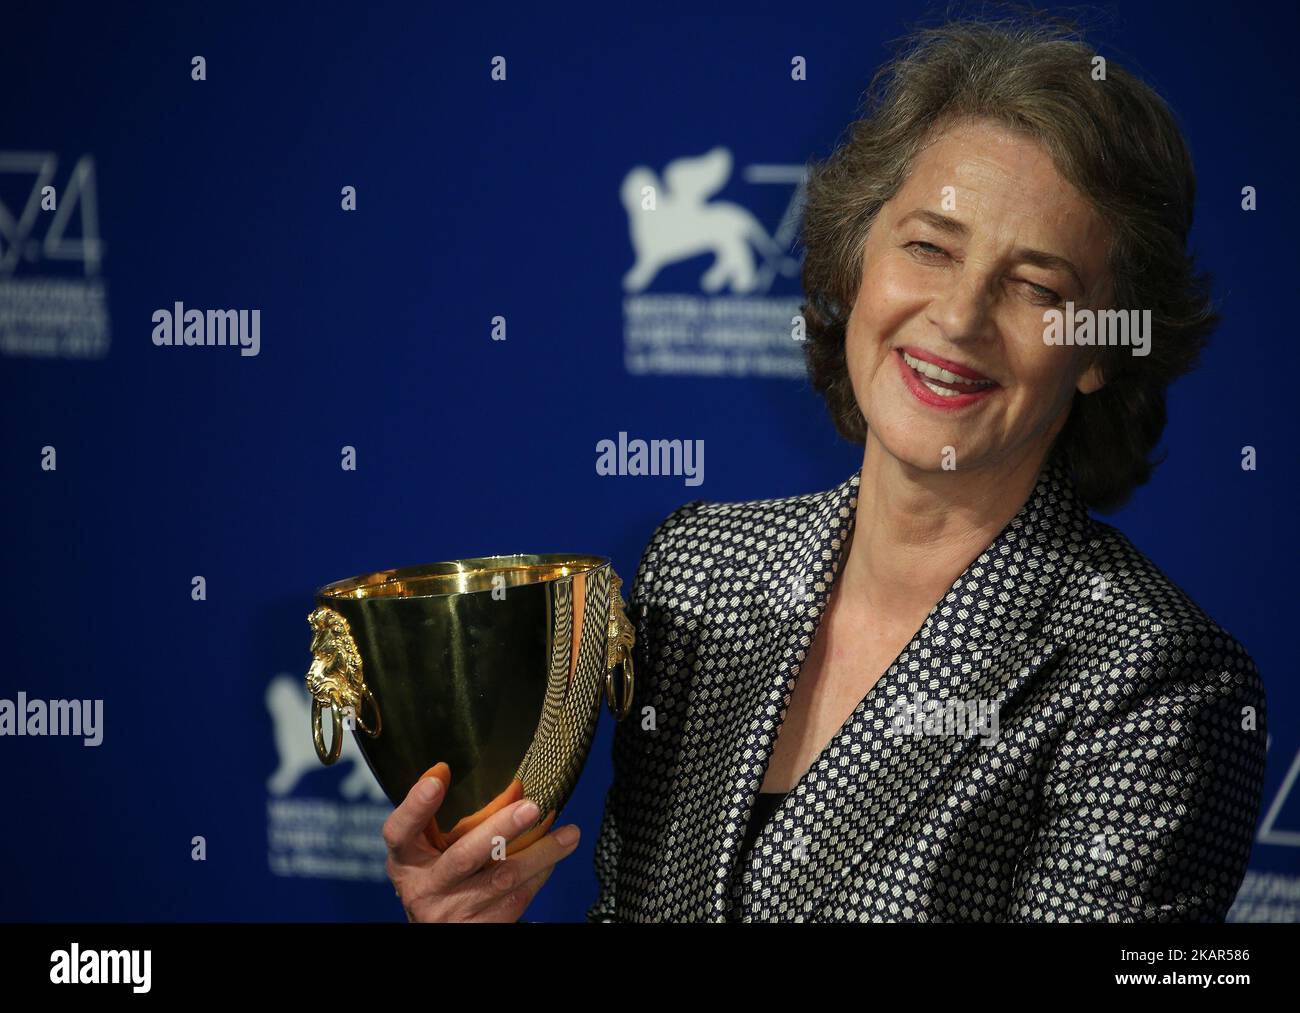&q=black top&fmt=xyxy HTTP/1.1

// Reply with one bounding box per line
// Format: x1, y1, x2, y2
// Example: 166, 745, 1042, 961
739, 791, 787, 858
